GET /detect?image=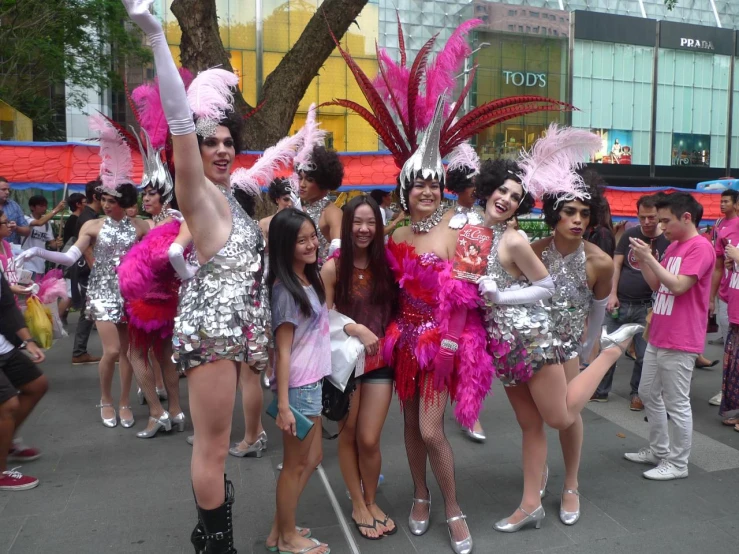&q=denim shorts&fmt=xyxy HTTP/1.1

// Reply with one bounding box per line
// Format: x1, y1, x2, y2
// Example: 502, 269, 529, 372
288, 380, 323, 417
